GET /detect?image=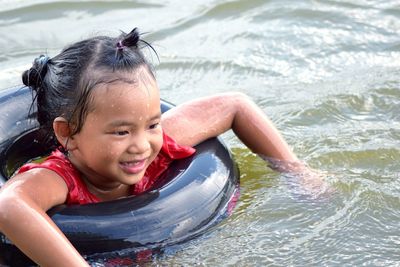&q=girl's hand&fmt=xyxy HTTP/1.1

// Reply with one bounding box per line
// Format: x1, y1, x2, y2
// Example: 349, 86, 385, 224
262, 156, 334, 199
